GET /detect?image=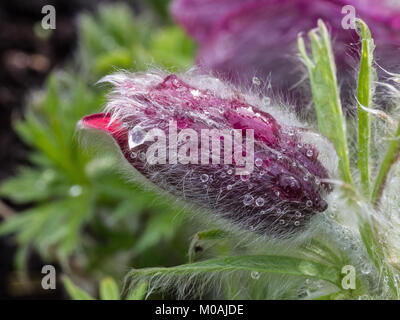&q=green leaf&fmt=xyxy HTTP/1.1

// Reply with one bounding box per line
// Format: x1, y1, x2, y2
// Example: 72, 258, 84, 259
298, 20, 353, 186
125, 281, 148, 300
126, 255, 342, 289
356, 19, 376, 197
188, 229, 230, 262
99, 277, 120, 300
62, 276, 95, 300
